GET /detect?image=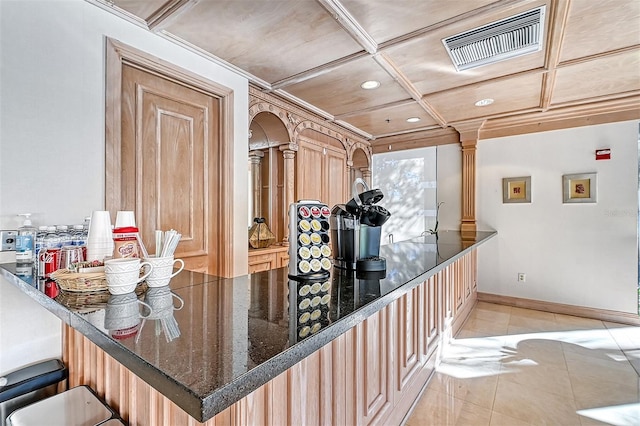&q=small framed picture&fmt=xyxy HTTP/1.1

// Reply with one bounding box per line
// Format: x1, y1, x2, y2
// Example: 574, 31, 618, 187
502, 176, 531, 203
563, 173, 597, 203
